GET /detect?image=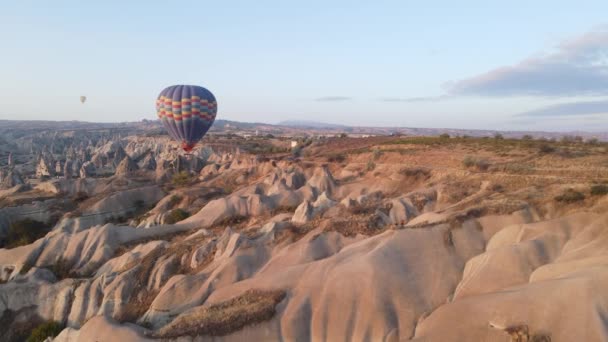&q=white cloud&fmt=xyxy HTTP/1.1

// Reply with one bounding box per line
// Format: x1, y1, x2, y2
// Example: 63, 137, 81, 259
446, 27, 608, 97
